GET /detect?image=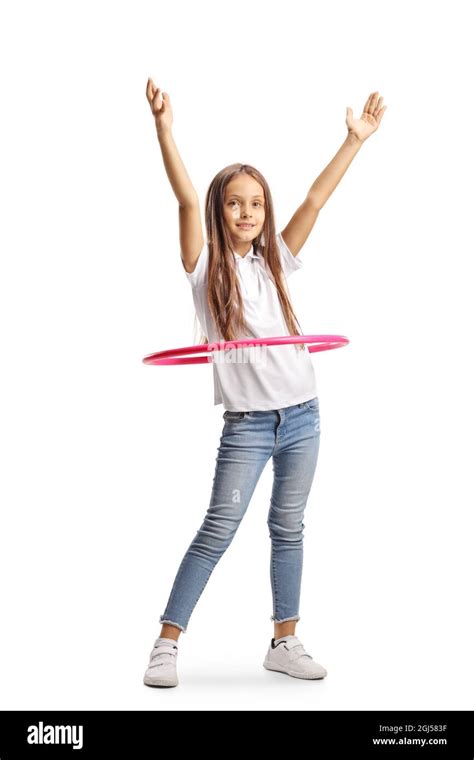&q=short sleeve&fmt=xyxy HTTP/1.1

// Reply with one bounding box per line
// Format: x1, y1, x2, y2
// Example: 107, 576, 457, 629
276, 231, 303, 278
181, 242, 209, 289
